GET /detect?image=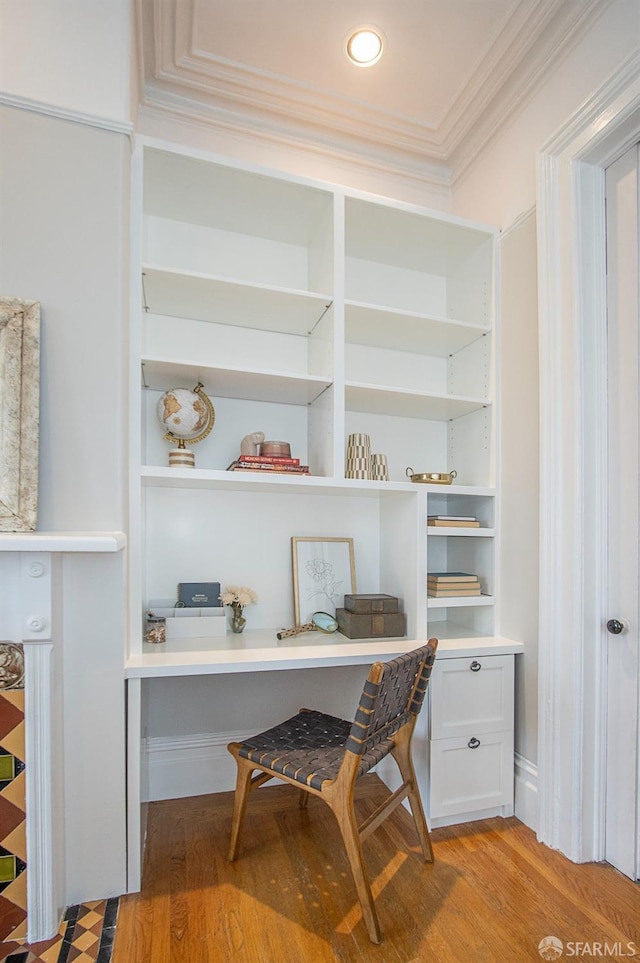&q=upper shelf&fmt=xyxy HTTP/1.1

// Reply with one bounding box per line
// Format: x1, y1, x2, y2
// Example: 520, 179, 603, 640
141, 466, 496, 498
143, 148, 334, 247
142, 266, 332, 337
345, 301, 490, 357
345, 383, 490, 420
141, 358, 331, 406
